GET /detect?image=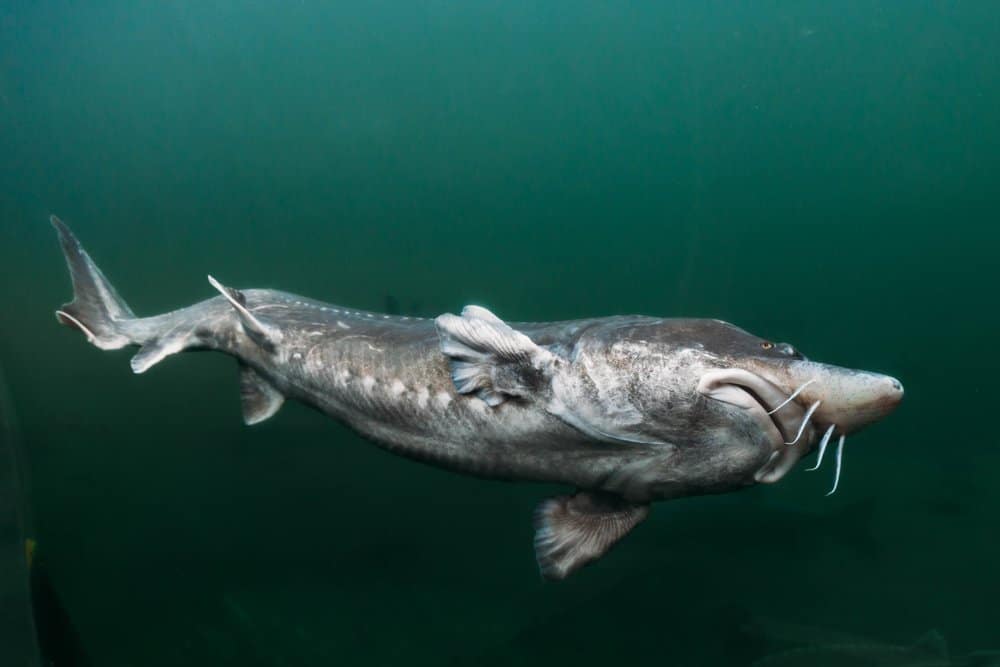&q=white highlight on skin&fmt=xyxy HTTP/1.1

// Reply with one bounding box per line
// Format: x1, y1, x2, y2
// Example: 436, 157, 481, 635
767, 379, 816, 415
785, 400, 821, 445
337, 321, 350, 329
362, 376, 375, 391
826, 435, 847, 496
390, 379, 406, 396
55, 310, 96, 343
416, 387, 429, 408
807, 424, 836, 471
208, 276, 254, 322
435, 391, 452, 408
